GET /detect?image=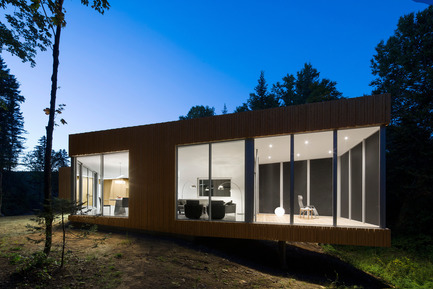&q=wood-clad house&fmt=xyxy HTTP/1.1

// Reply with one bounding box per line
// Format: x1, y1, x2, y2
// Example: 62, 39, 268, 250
60, 94, 391, 246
